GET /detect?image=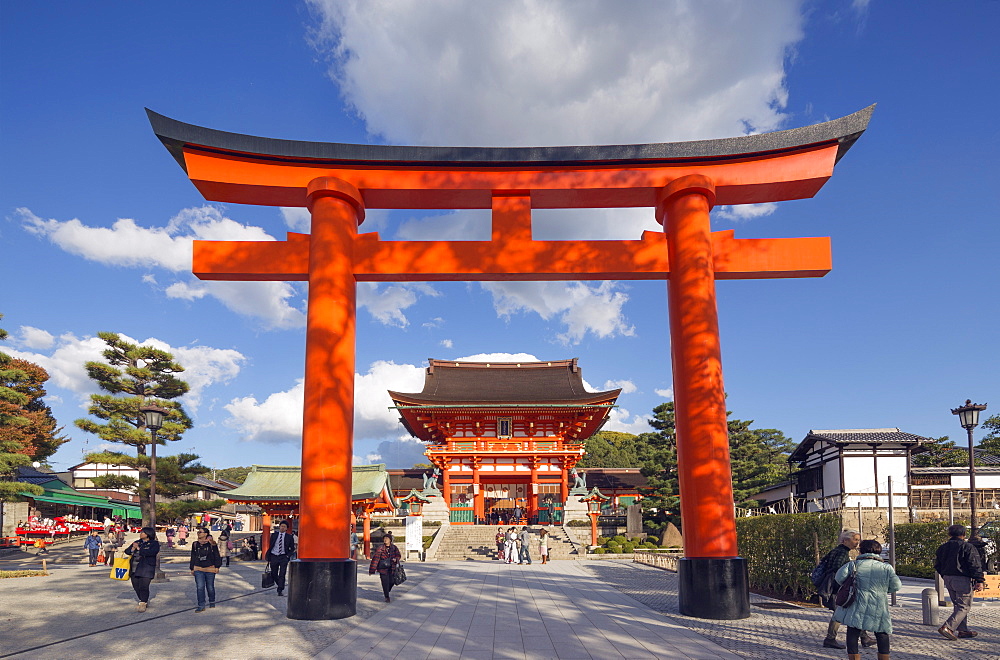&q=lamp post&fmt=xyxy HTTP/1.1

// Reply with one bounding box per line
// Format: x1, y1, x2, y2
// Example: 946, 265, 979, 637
580, 488, 610, 548
951, 399, 988, 537
139, 403, 169, 581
